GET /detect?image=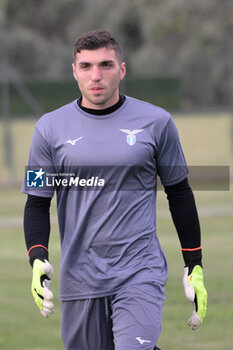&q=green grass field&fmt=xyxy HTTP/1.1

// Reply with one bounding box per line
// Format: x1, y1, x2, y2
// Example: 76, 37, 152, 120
0, 113, 233, 349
